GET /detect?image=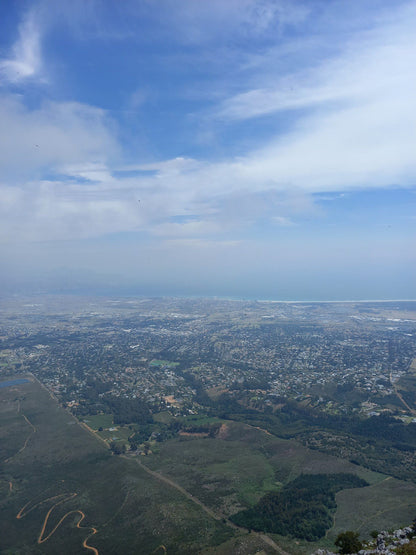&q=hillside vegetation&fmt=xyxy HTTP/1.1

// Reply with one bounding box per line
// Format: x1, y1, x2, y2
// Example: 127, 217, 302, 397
230, 473, 368, 540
